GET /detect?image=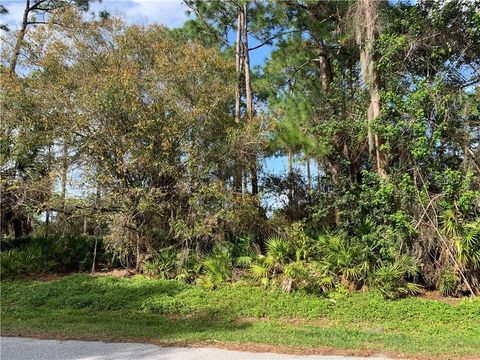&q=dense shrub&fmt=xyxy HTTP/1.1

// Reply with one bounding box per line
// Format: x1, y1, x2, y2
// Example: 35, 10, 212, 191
0, 236, 105, 277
